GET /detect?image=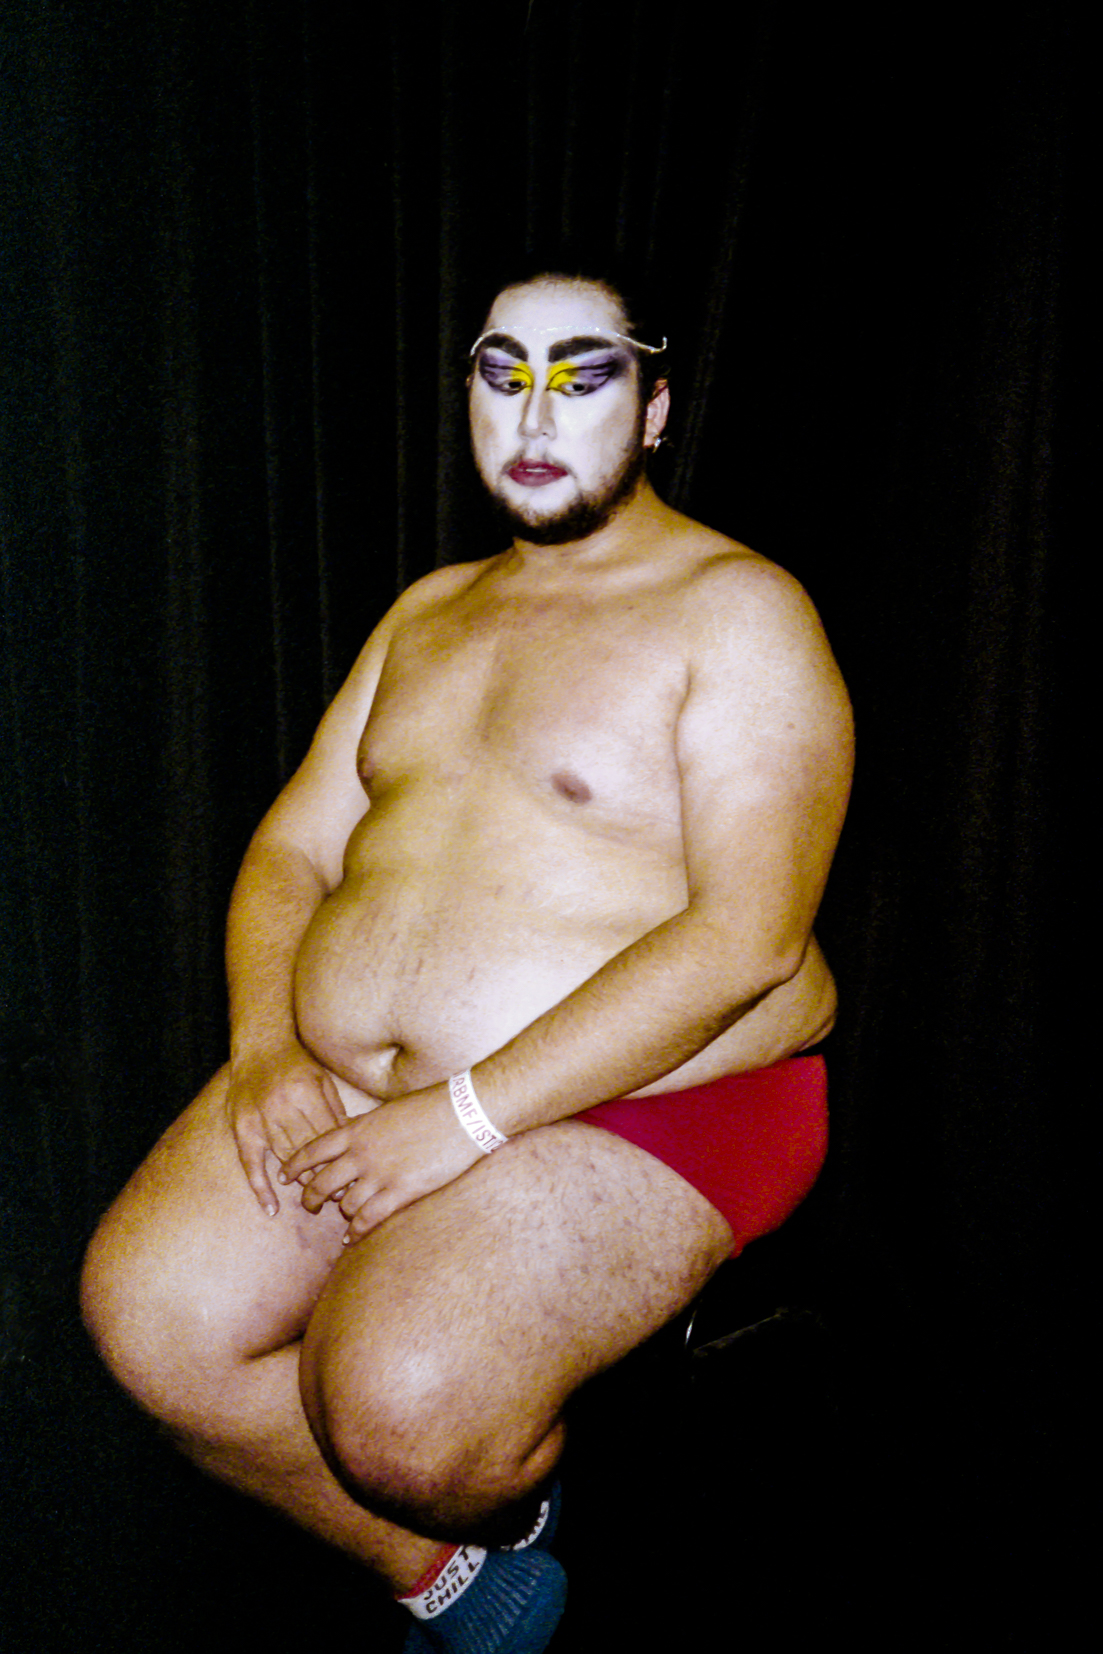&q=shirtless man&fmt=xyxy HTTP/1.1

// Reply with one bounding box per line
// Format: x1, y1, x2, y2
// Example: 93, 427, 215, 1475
81, 272, 853, 1653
